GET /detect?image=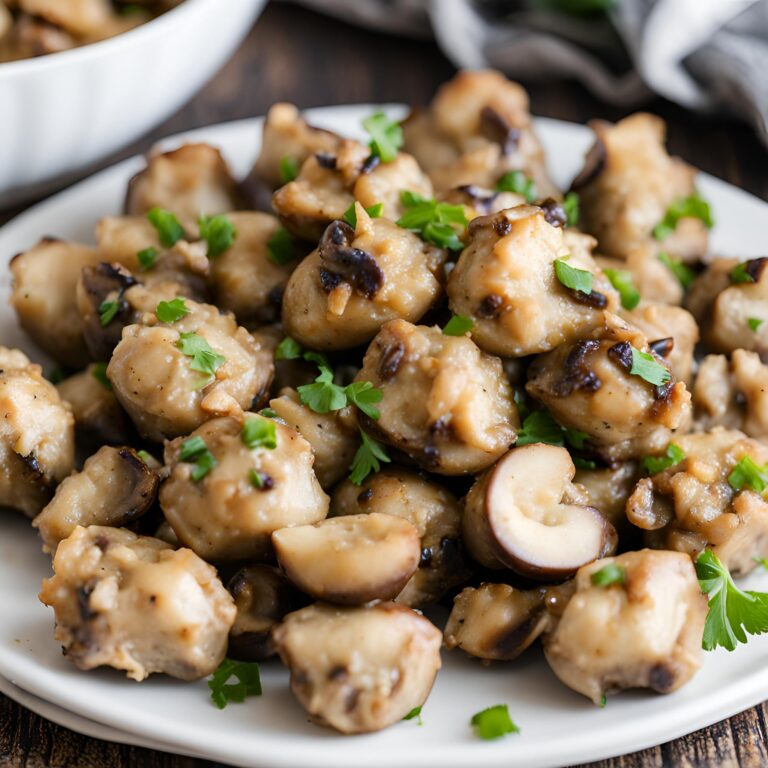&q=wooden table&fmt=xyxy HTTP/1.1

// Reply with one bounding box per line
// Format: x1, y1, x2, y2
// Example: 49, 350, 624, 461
2, 4, 768, 766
